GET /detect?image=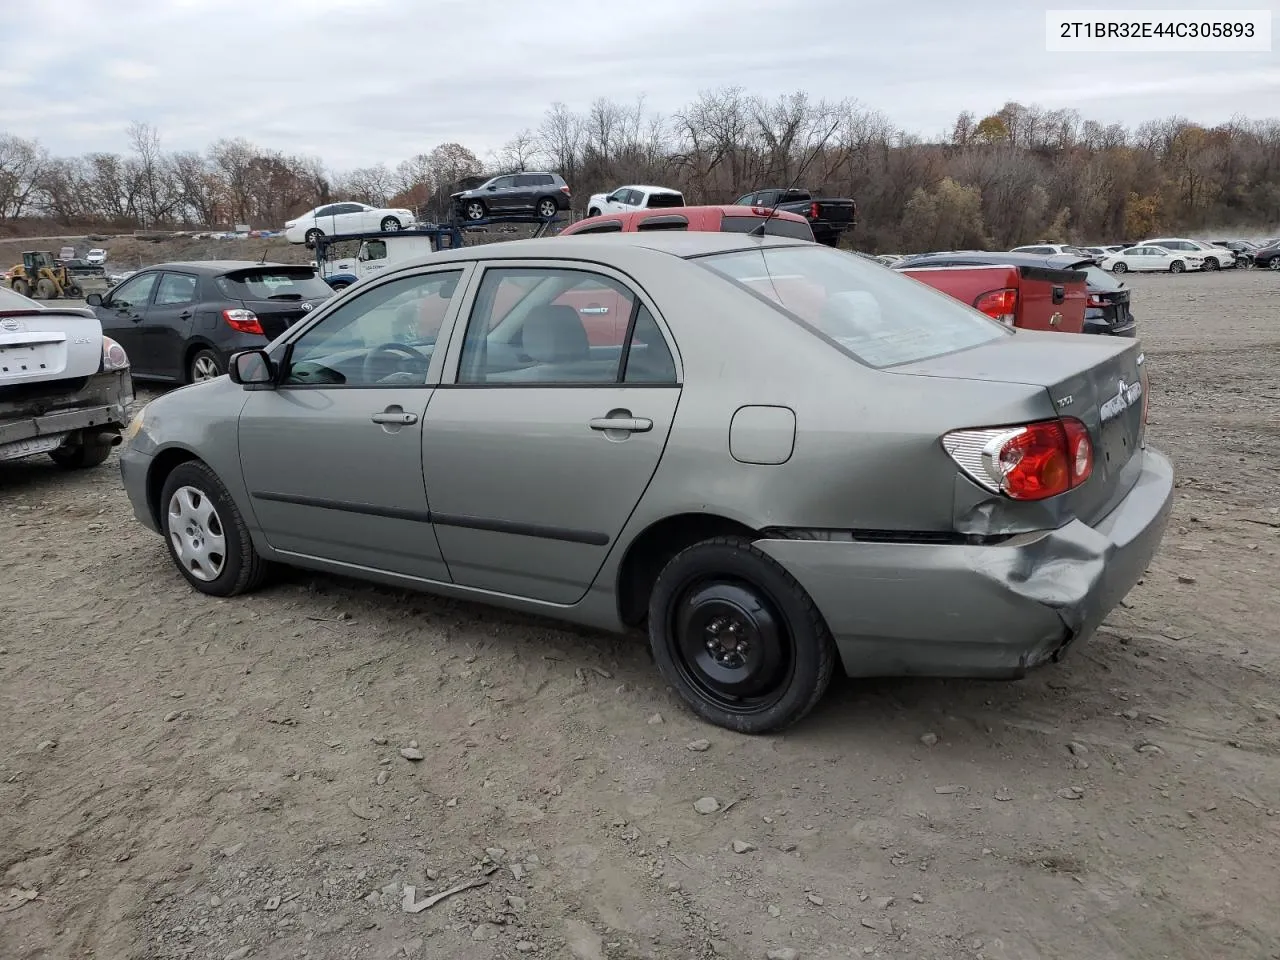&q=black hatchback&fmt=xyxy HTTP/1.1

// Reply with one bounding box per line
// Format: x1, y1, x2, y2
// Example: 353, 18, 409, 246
897, 251, 1137, 337
86, 261, 333, 383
